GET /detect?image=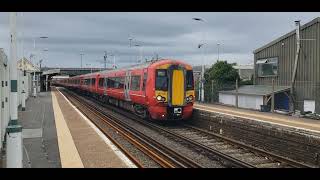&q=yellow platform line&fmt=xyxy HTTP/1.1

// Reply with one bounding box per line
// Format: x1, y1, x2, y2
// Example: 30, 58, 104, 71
51, 91, 84, 168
